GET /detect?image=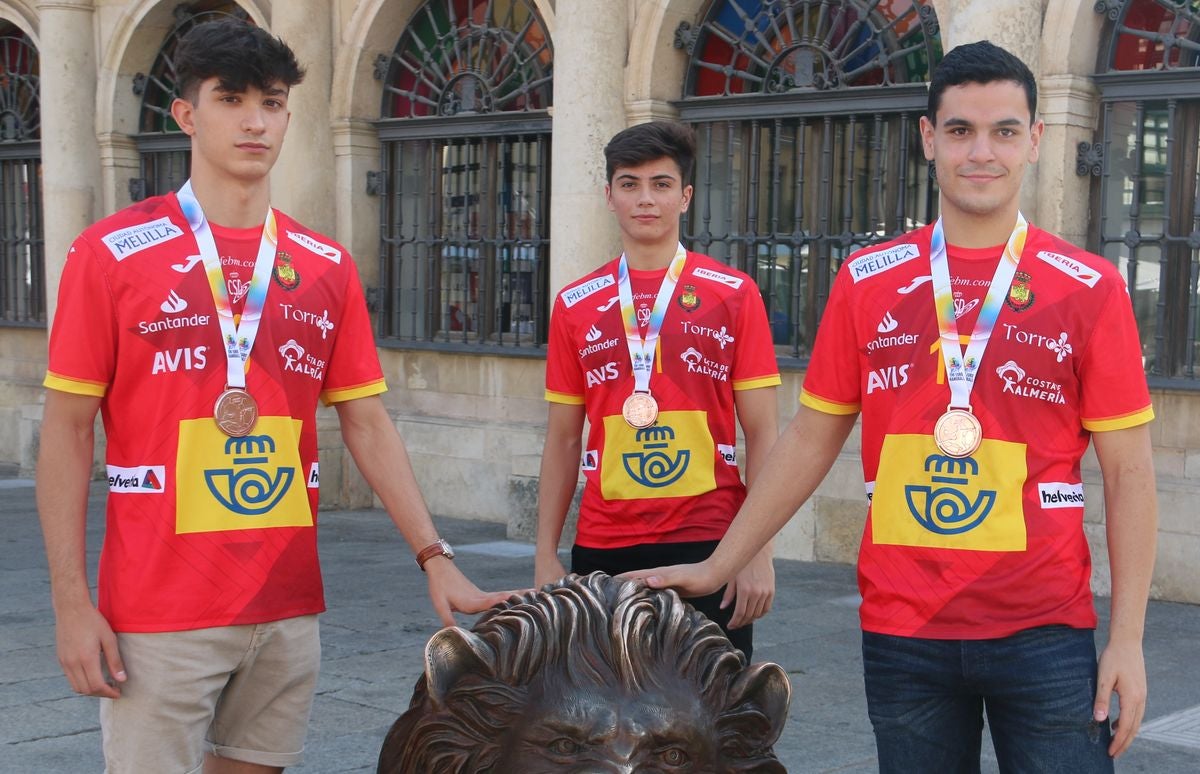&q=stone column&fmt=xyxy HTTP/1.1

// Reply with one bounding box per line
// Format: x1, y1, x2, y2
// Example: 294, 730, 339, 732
1037, 75, 1098, 247
548, 0, 627, 296
38, 0, 101, 326
331, 119, 380, 283
98, 132, 140, 217
932, 0, 1047, 221
269, 0, 335, 234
